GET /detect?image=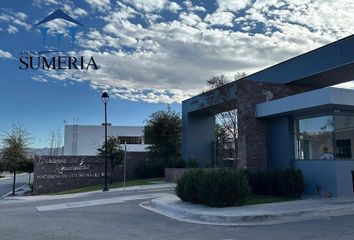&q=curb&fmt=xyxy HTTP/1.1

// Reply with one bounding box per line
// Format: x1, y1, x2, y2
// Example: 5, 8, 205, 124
139, 194, 354, 226
1, 183, 174, 203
